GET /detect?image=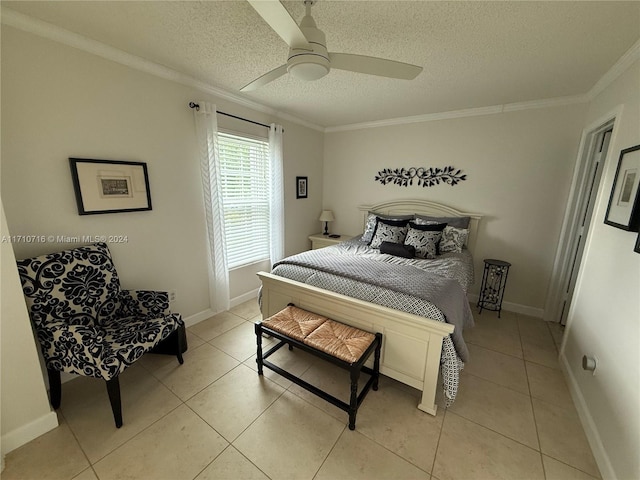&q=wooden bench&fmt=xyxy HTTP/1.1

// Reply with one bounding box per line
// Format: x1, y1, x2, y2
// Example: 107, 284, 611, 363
255, 305, 382, 430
